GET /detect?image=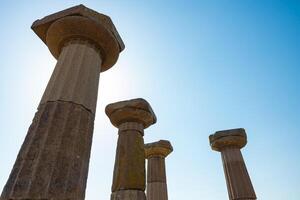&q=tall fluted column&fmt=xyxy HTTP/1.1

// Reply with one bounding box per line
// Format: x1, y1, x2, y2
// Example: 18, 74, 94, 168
145, 140, 173, 200
106, 98, 157, 200
209, 128, 256, 200
1, 5, 124, 200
